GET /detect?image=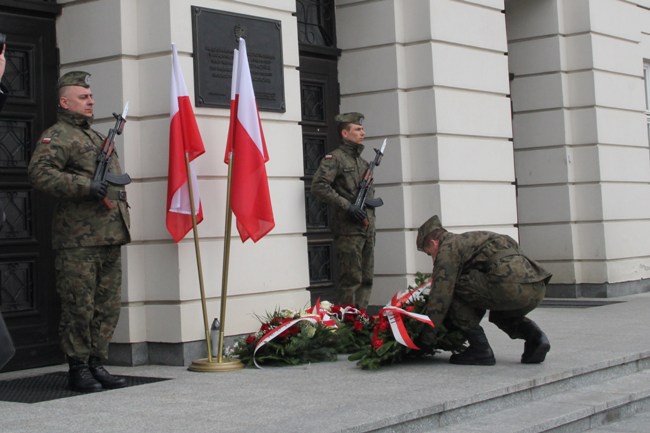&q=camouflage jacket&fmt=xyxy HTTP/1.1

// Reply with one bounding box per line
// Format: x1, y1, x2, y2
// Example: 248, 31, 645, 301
427, 231, 552, 331
311, 140, 376, 235
28, 109, 131, 249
